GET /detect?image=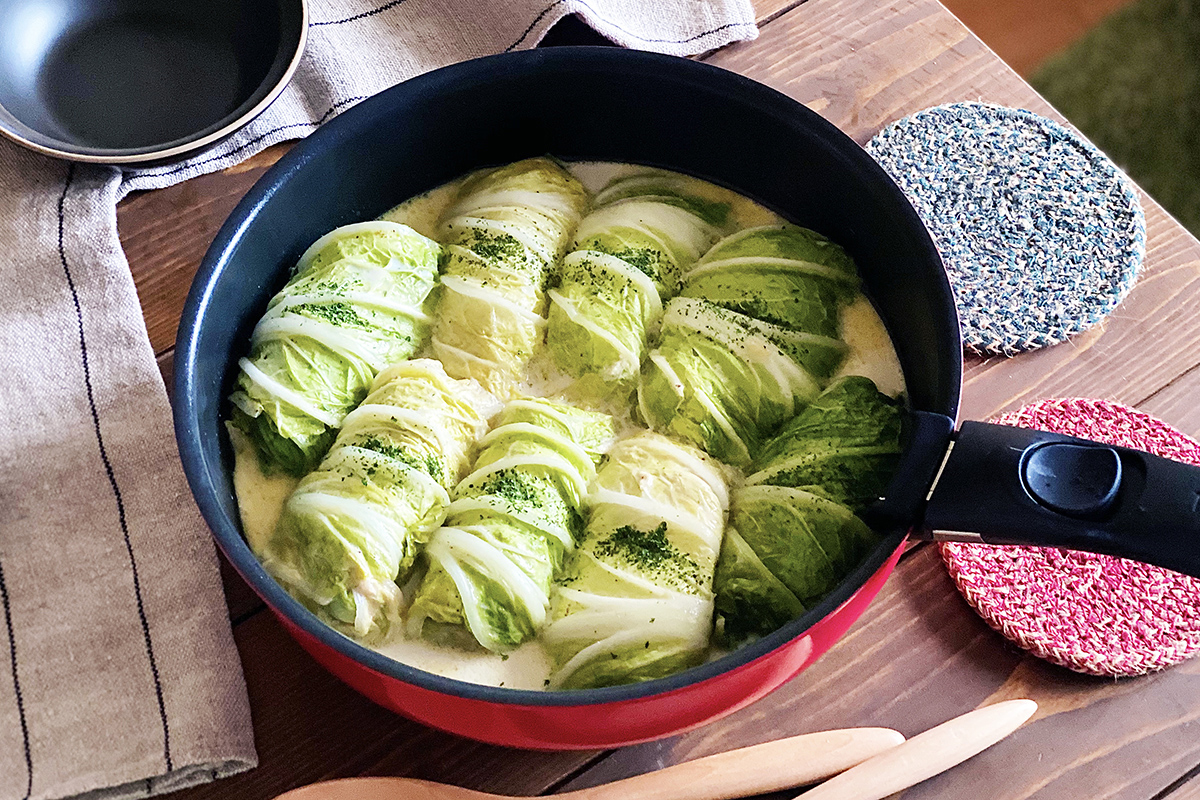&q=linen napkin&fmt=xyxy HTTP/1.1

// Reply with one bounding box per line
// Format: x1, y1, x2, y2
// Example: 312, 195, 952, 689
0, 2, 757, 799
